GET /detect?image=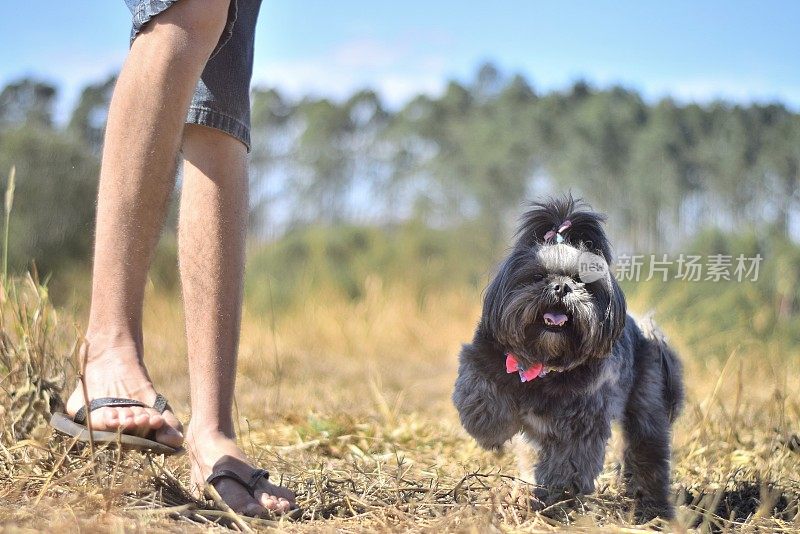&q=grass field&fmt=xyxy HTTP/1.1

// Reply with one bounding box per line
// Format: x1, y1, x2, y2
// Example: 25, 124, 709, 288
1, 273, 799, 533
